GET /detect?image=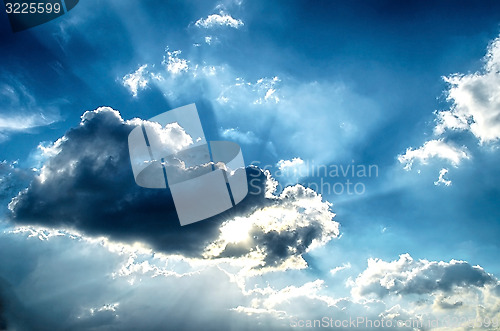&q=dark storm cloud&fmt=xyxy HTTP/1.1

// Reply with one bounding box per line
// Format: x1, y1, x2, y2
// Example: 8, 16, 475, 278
9, 108, 252, 254
8, 107, 338, 268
